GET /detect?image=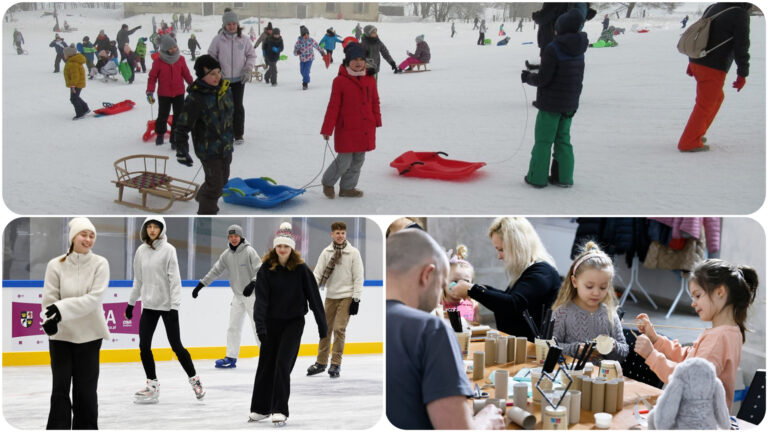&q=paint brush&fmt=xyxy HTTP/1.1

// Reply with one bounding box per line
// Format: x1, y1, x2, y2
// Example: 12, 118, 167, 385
522, 310, 539, 338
